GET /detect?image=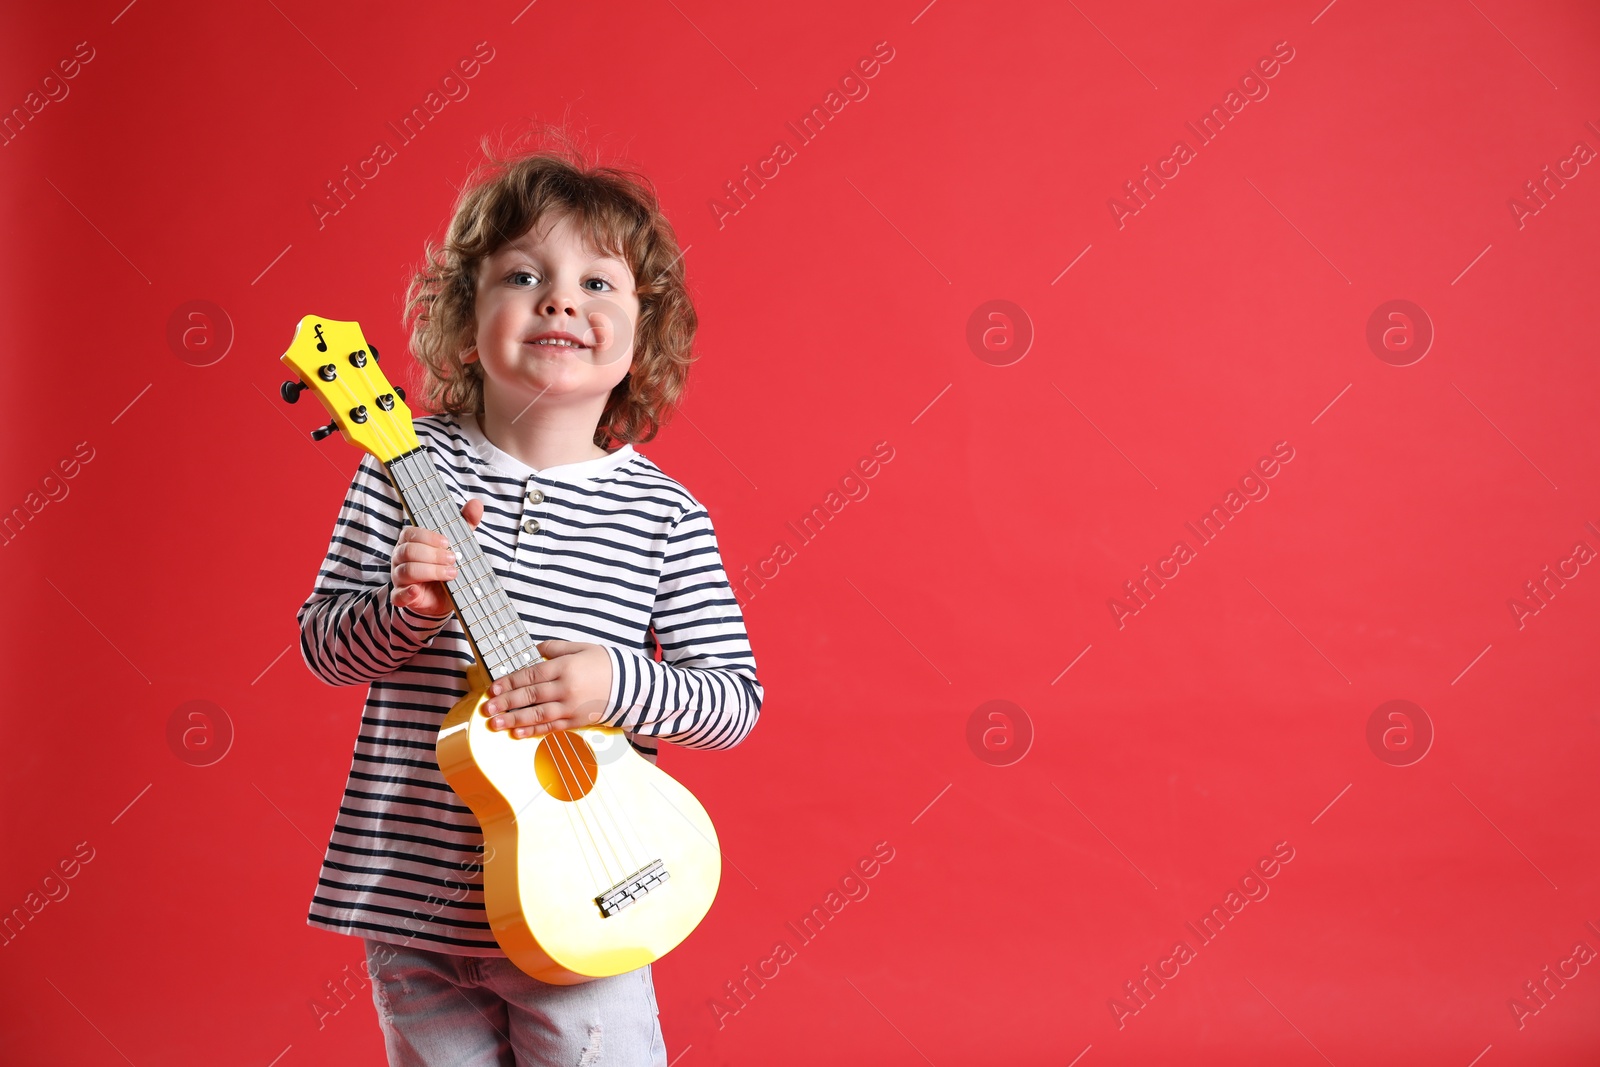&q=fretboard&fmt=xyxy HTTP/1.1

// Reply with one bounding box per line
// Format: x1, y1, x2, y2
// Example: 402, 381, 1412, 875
384, 447, 540, 681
